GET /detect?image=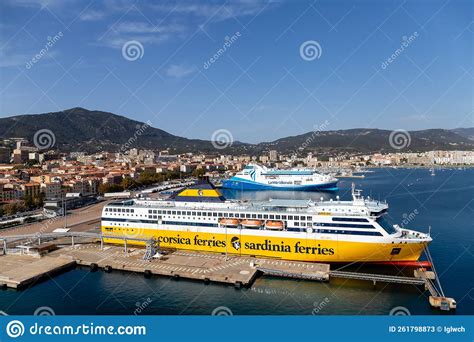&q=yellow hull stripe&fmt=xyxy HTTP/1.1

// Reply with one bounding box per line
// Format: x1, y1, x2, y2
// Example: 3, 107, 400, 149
102, 226, 427, 262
